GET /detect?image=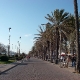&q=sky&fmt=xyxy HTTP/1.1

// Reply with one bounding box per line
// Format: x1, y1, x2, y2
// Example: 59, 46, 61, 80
0, 0, 80, 54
